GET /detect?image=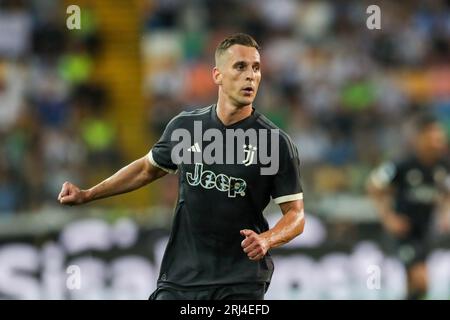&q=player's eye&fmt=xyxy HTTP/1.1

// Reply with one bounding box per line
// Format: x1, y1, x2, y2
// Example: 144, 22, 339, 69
235, 63, 246, 71
253, 65, 260, 72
